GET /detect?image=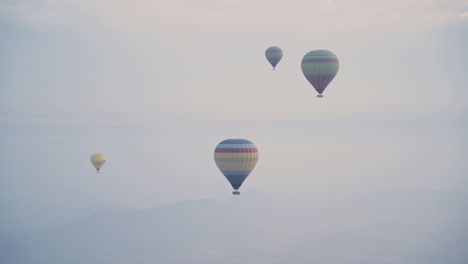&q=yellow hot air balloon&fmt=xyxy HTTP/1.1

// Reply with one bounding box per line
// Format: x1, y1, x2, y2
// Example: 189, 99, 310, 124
90, 153, 106, 173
